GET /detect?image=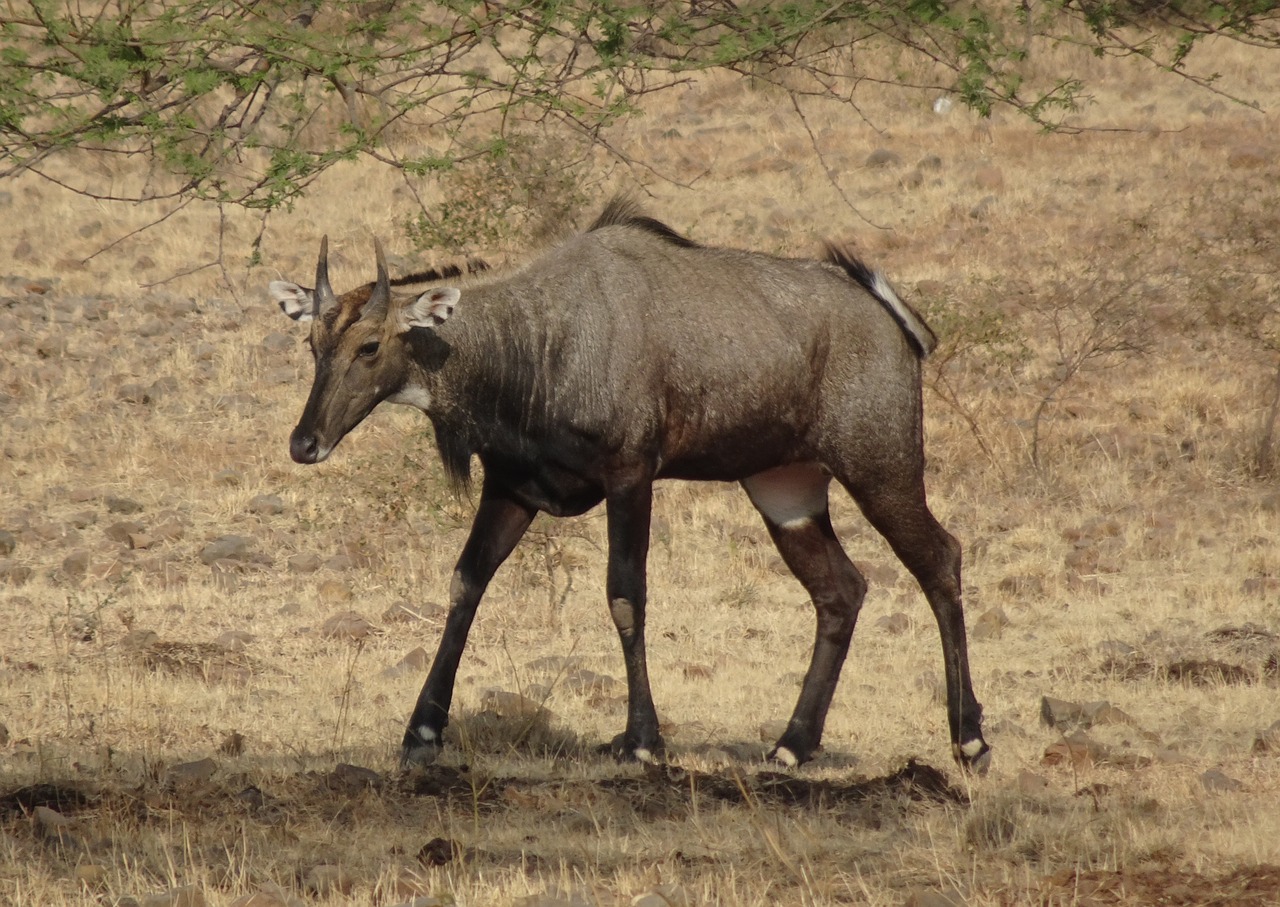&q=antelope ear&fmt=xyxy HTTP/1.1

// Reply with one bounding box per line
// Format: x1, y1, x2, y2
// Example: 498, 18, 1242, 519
270, 280, 315, 322
397, 287, 460, 333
